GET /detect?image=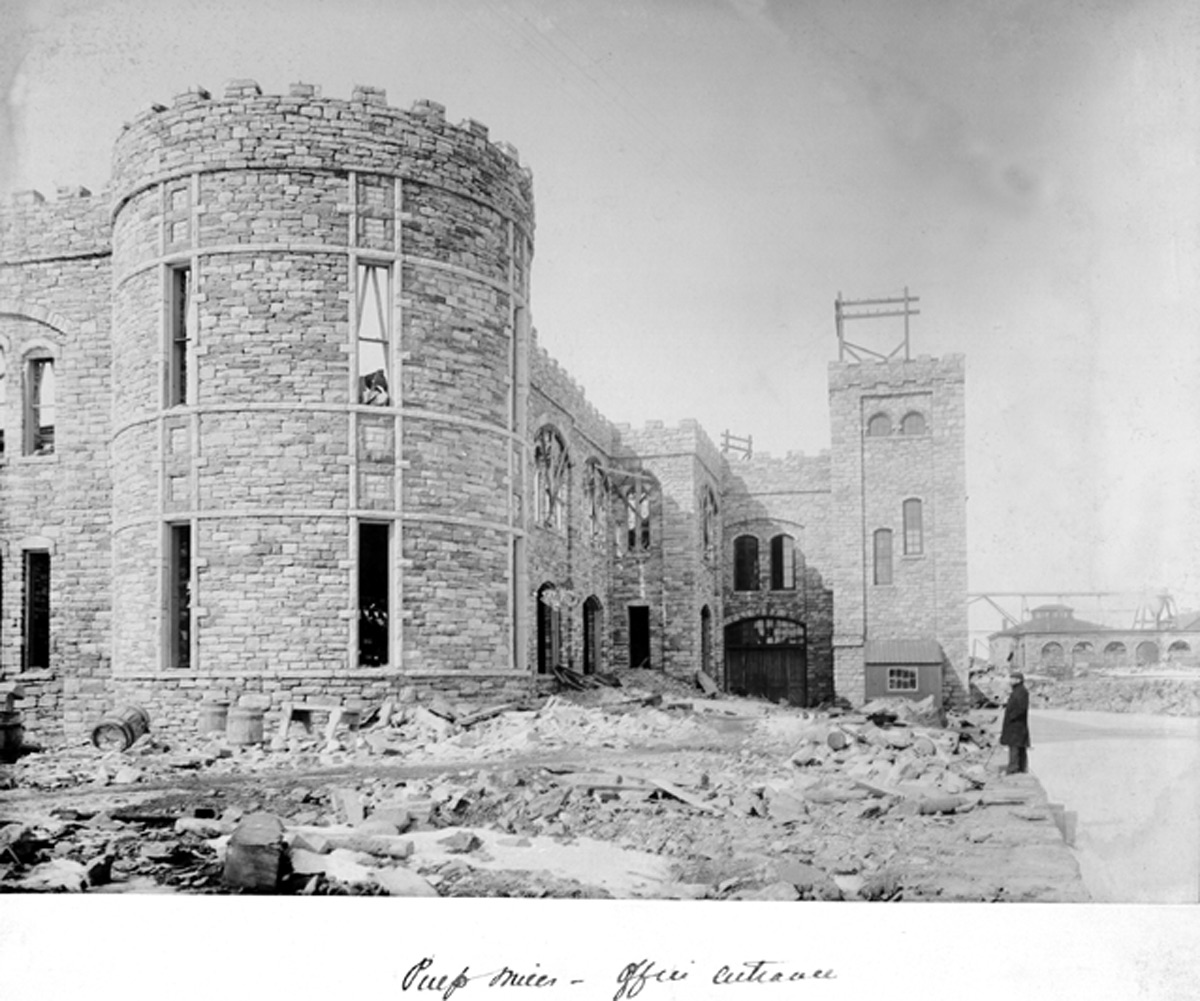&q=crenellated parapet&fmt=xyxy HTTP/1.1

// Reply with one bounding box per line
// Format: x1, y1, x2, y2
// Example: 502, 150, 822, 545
111, 80, 533, 234
724, 449, 831, 494
528, 332, 613, 452
0, 185, 111, 265
828, 353, 964, 392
